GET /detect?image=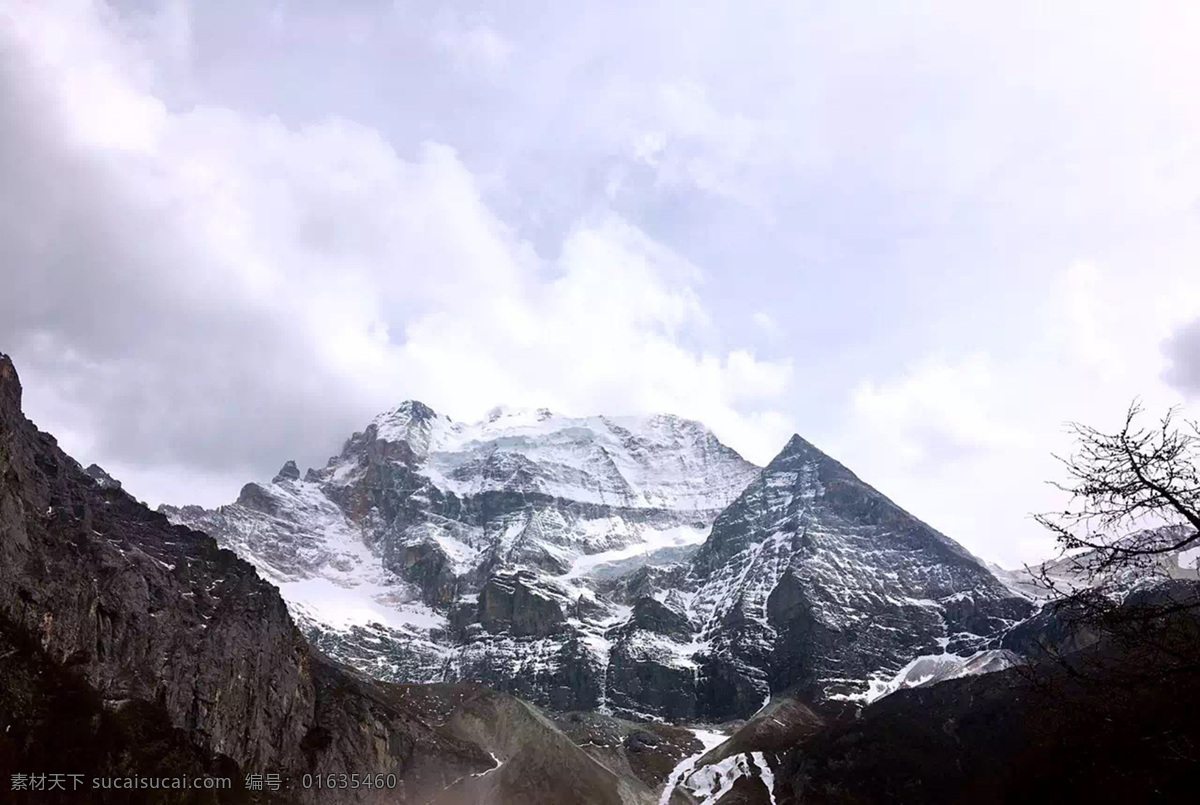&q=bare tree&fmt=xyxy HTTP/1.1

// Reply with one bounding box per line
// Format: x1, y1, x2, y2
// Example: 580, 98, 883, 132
1034, 400, 1200, 580
997, 403, 1200, 794
1021, 400, 1200, 684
